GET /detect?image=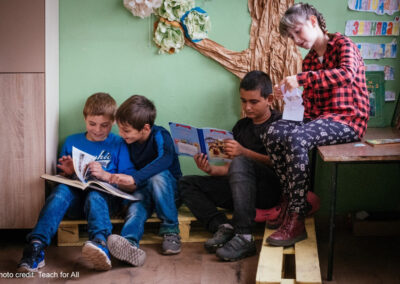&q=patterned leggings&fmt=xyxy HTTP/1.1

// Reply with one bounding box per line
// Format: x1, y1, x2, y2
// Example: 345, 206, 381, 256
261, 119, 359, 215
